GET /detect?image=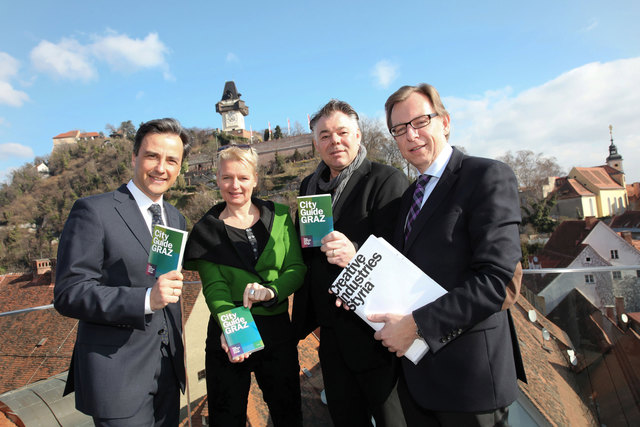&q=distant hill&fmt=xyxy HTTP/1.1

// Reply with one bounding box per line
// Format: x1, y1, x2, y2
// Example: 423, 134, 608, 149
0, 135, 317, 272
